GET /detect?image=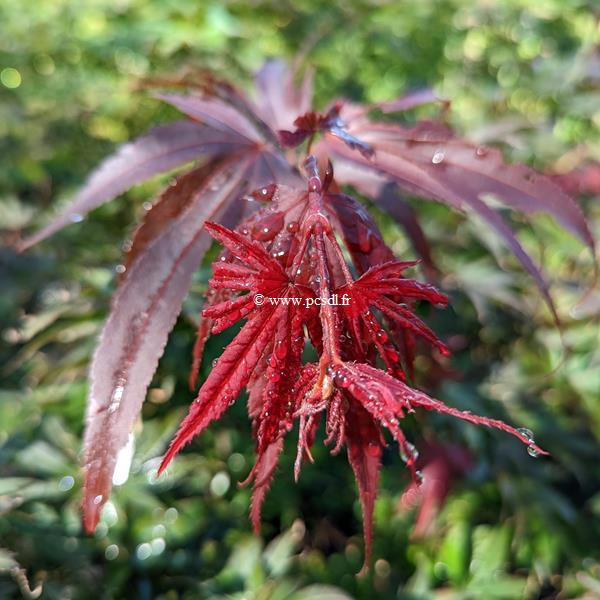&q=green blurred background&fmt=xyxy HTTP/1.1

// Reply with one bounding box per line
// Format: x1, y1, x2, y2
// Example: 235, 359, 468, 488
1, 1, 598, 598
